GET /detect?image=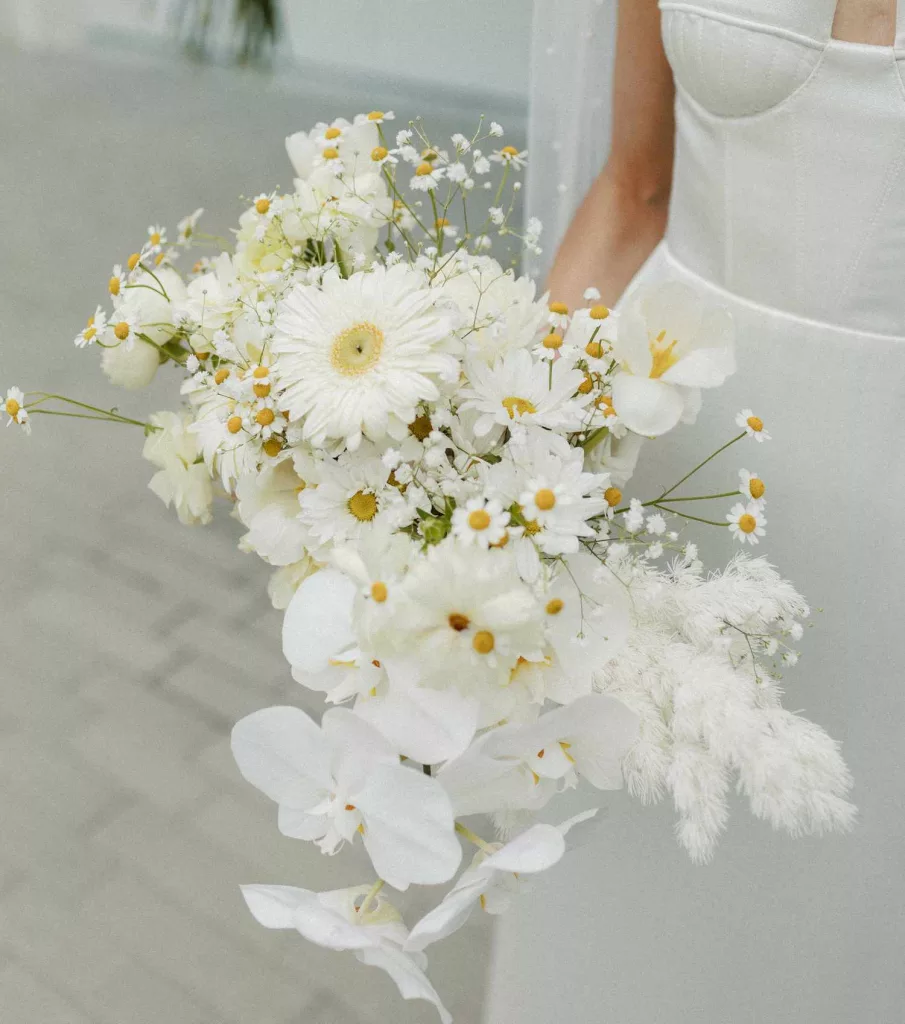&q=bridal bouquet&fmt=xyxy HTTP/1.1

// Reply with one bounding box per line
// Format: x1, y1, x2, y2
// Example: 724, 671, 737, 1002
4, 113, 854, 1021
